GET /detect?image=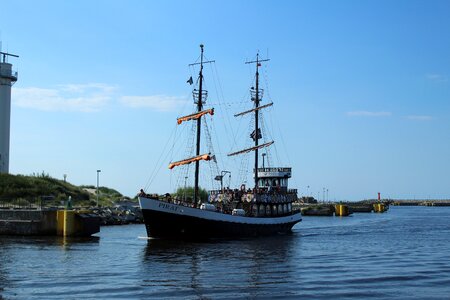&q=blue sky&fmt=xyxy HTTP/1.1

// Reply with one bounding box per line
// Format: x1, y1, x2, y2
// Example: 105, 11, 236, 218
1, 0, 449, 200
